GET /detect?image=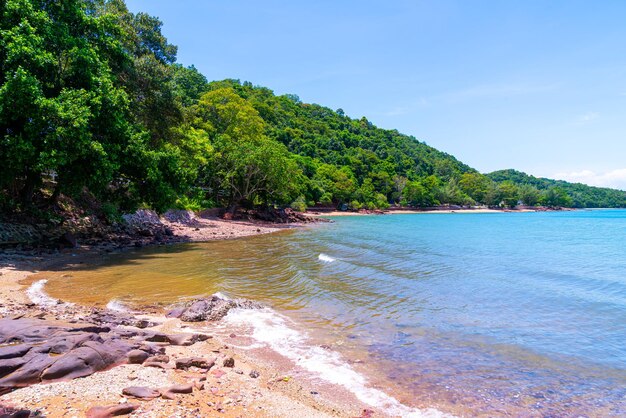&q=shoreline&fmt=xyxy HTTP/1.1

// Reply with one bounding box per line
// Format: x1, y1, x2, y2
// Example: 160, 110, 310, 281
0, 217, 436, 417
306, 206, 569, 217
